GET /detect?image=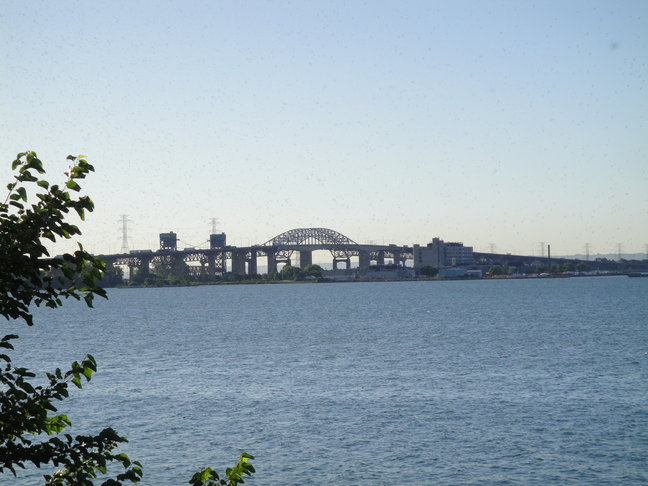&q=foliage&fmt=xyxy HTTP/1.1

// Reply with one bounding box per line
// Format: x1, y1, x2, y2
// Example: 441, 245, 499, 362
189, 453, 255, 486
301, 264, 323, 279
561, 262, 574, 272
1, 152, 142, 484
418, 265, 438, 277
279, 264, 324, 281
279, 265, 302, 281
1, 152, 106, 325
1, 152, 254, 485
99, 265, 124, 287
487, 265, 506, 276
